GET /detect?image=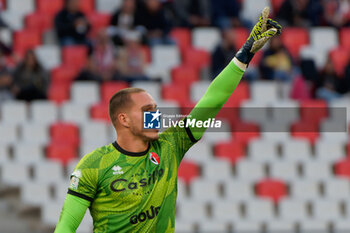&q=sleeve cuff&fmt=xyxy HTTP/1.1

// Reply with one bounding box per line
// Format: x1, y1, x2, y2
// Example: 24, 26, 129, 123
184, 118, 200, 143
67, 189, 94, 203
